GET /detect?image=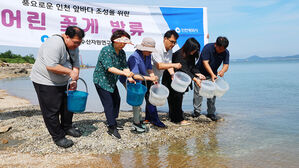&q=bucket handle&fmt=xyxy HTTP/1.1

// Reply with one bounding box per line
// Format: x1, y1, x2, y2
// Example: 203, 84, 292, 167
66, 77, 88, 96
126, 74, 147, 89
